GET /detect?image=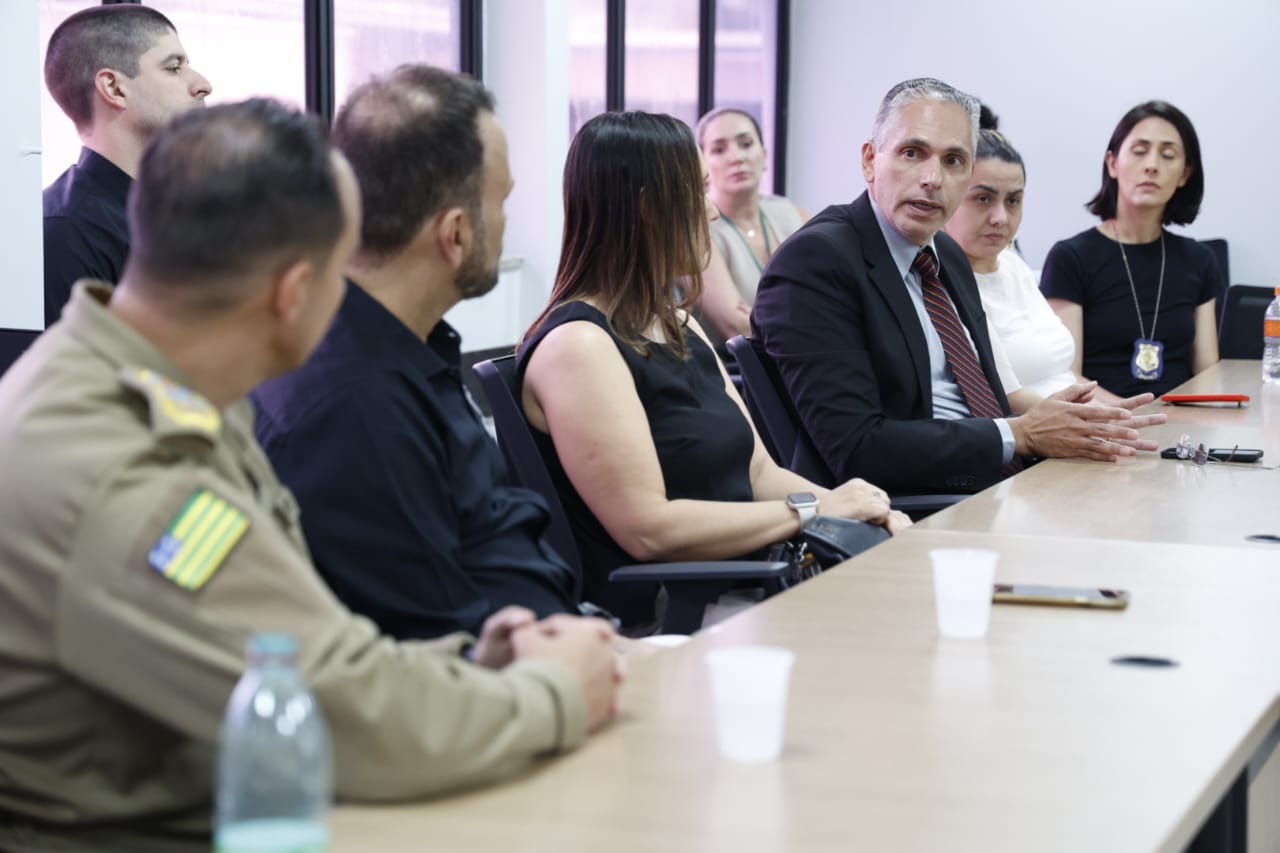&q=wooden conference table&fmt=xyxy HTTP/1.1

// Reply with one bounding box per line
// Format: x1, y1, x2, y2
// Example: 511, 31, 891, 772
917, 360, 1280, 549
333, 361, 1280, 853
